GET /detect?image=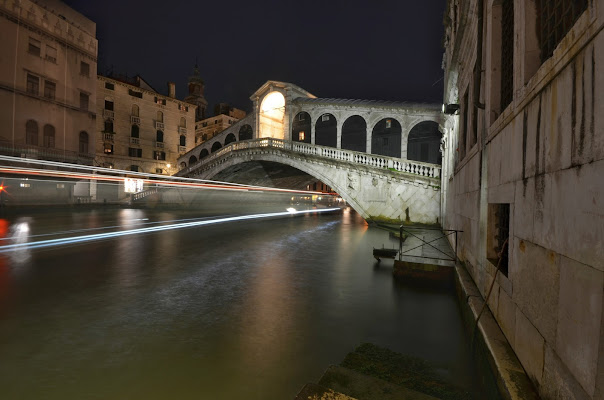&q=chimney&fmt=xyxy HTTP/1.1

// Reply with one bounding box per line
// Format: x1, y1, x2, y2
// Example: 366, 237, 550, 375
168, 82, 176, 98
